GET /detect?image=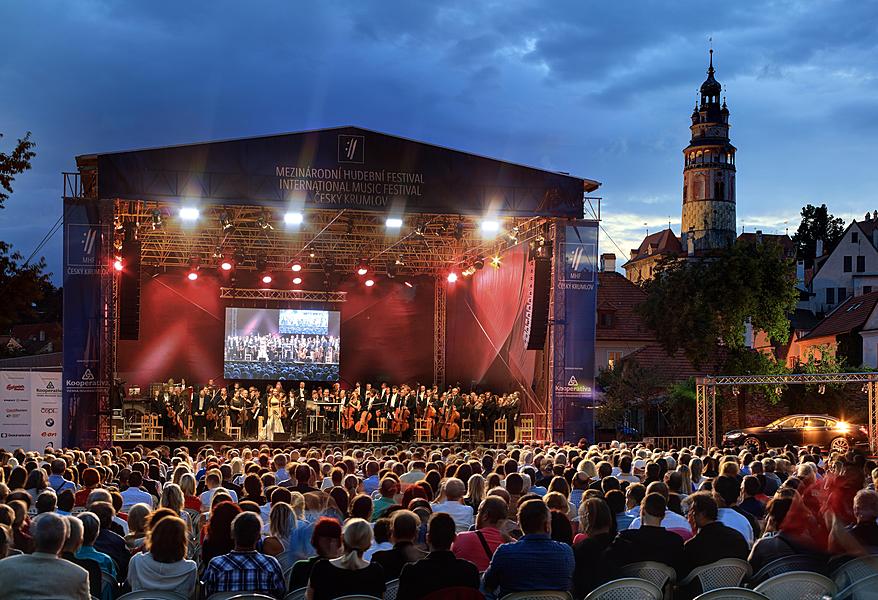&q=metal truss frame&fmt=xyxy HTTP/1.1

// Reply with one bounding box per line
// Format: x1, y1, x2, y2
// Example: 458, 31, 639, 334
549, 220, 565, 443
219, 288, 347, 303
113, 199, 550, 277
696, 372, 878, 453
433, 280, 446, 390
